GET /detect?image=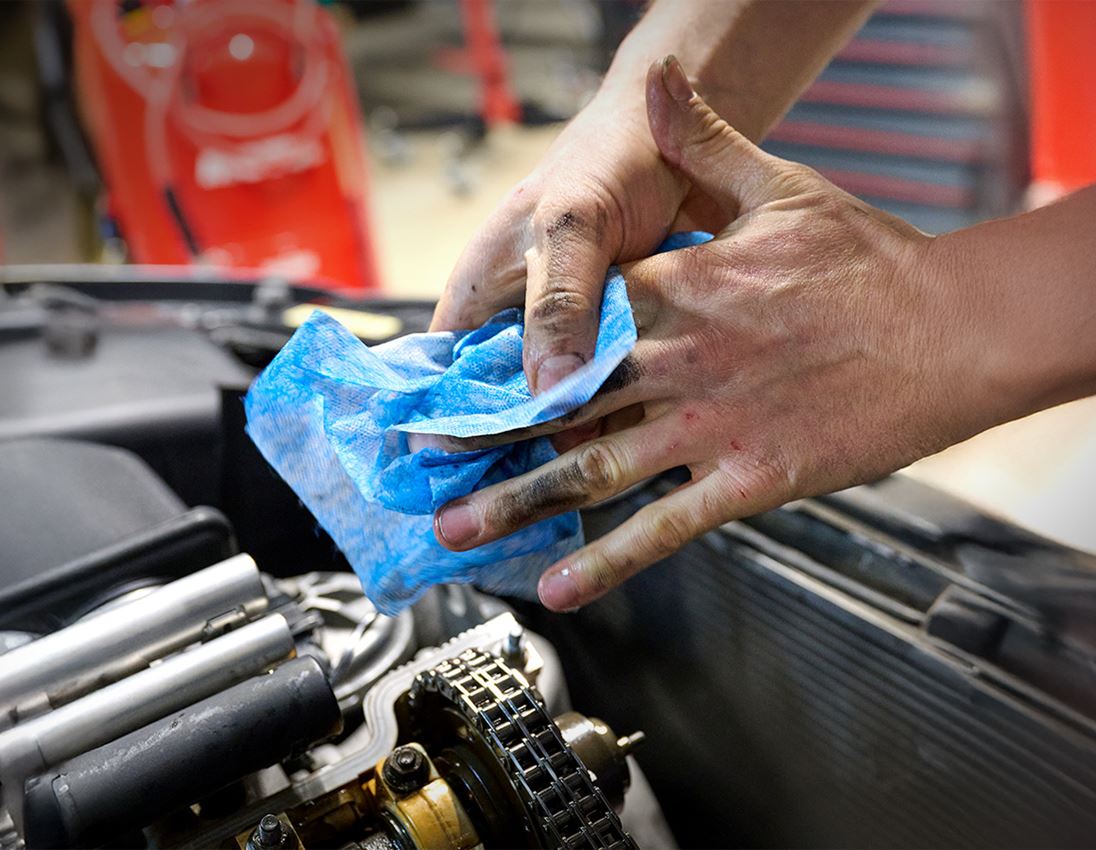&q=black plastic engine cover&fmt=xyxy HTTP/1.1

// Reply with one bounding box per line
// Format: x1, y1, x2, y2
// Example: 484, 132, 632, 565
0, 438, 235, 632
0, 272, 435, 507
0, 322, 253, 507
